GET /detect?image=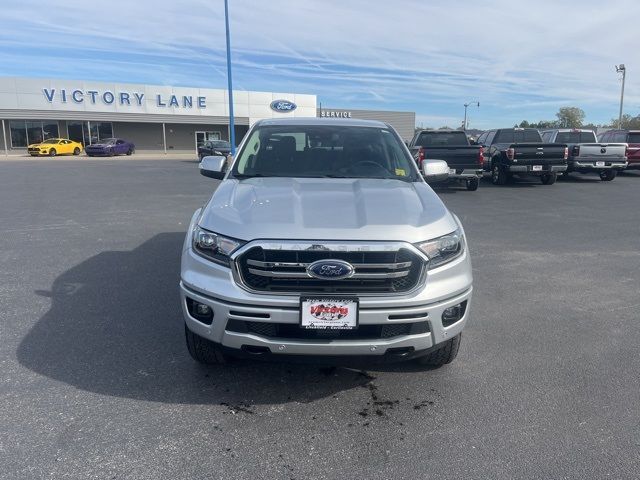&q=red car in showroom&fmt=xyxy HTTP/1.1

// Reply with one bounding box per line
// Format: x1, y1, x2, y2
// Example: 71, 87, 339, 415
599, 129, 640, 170
85, 138, 135, 157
